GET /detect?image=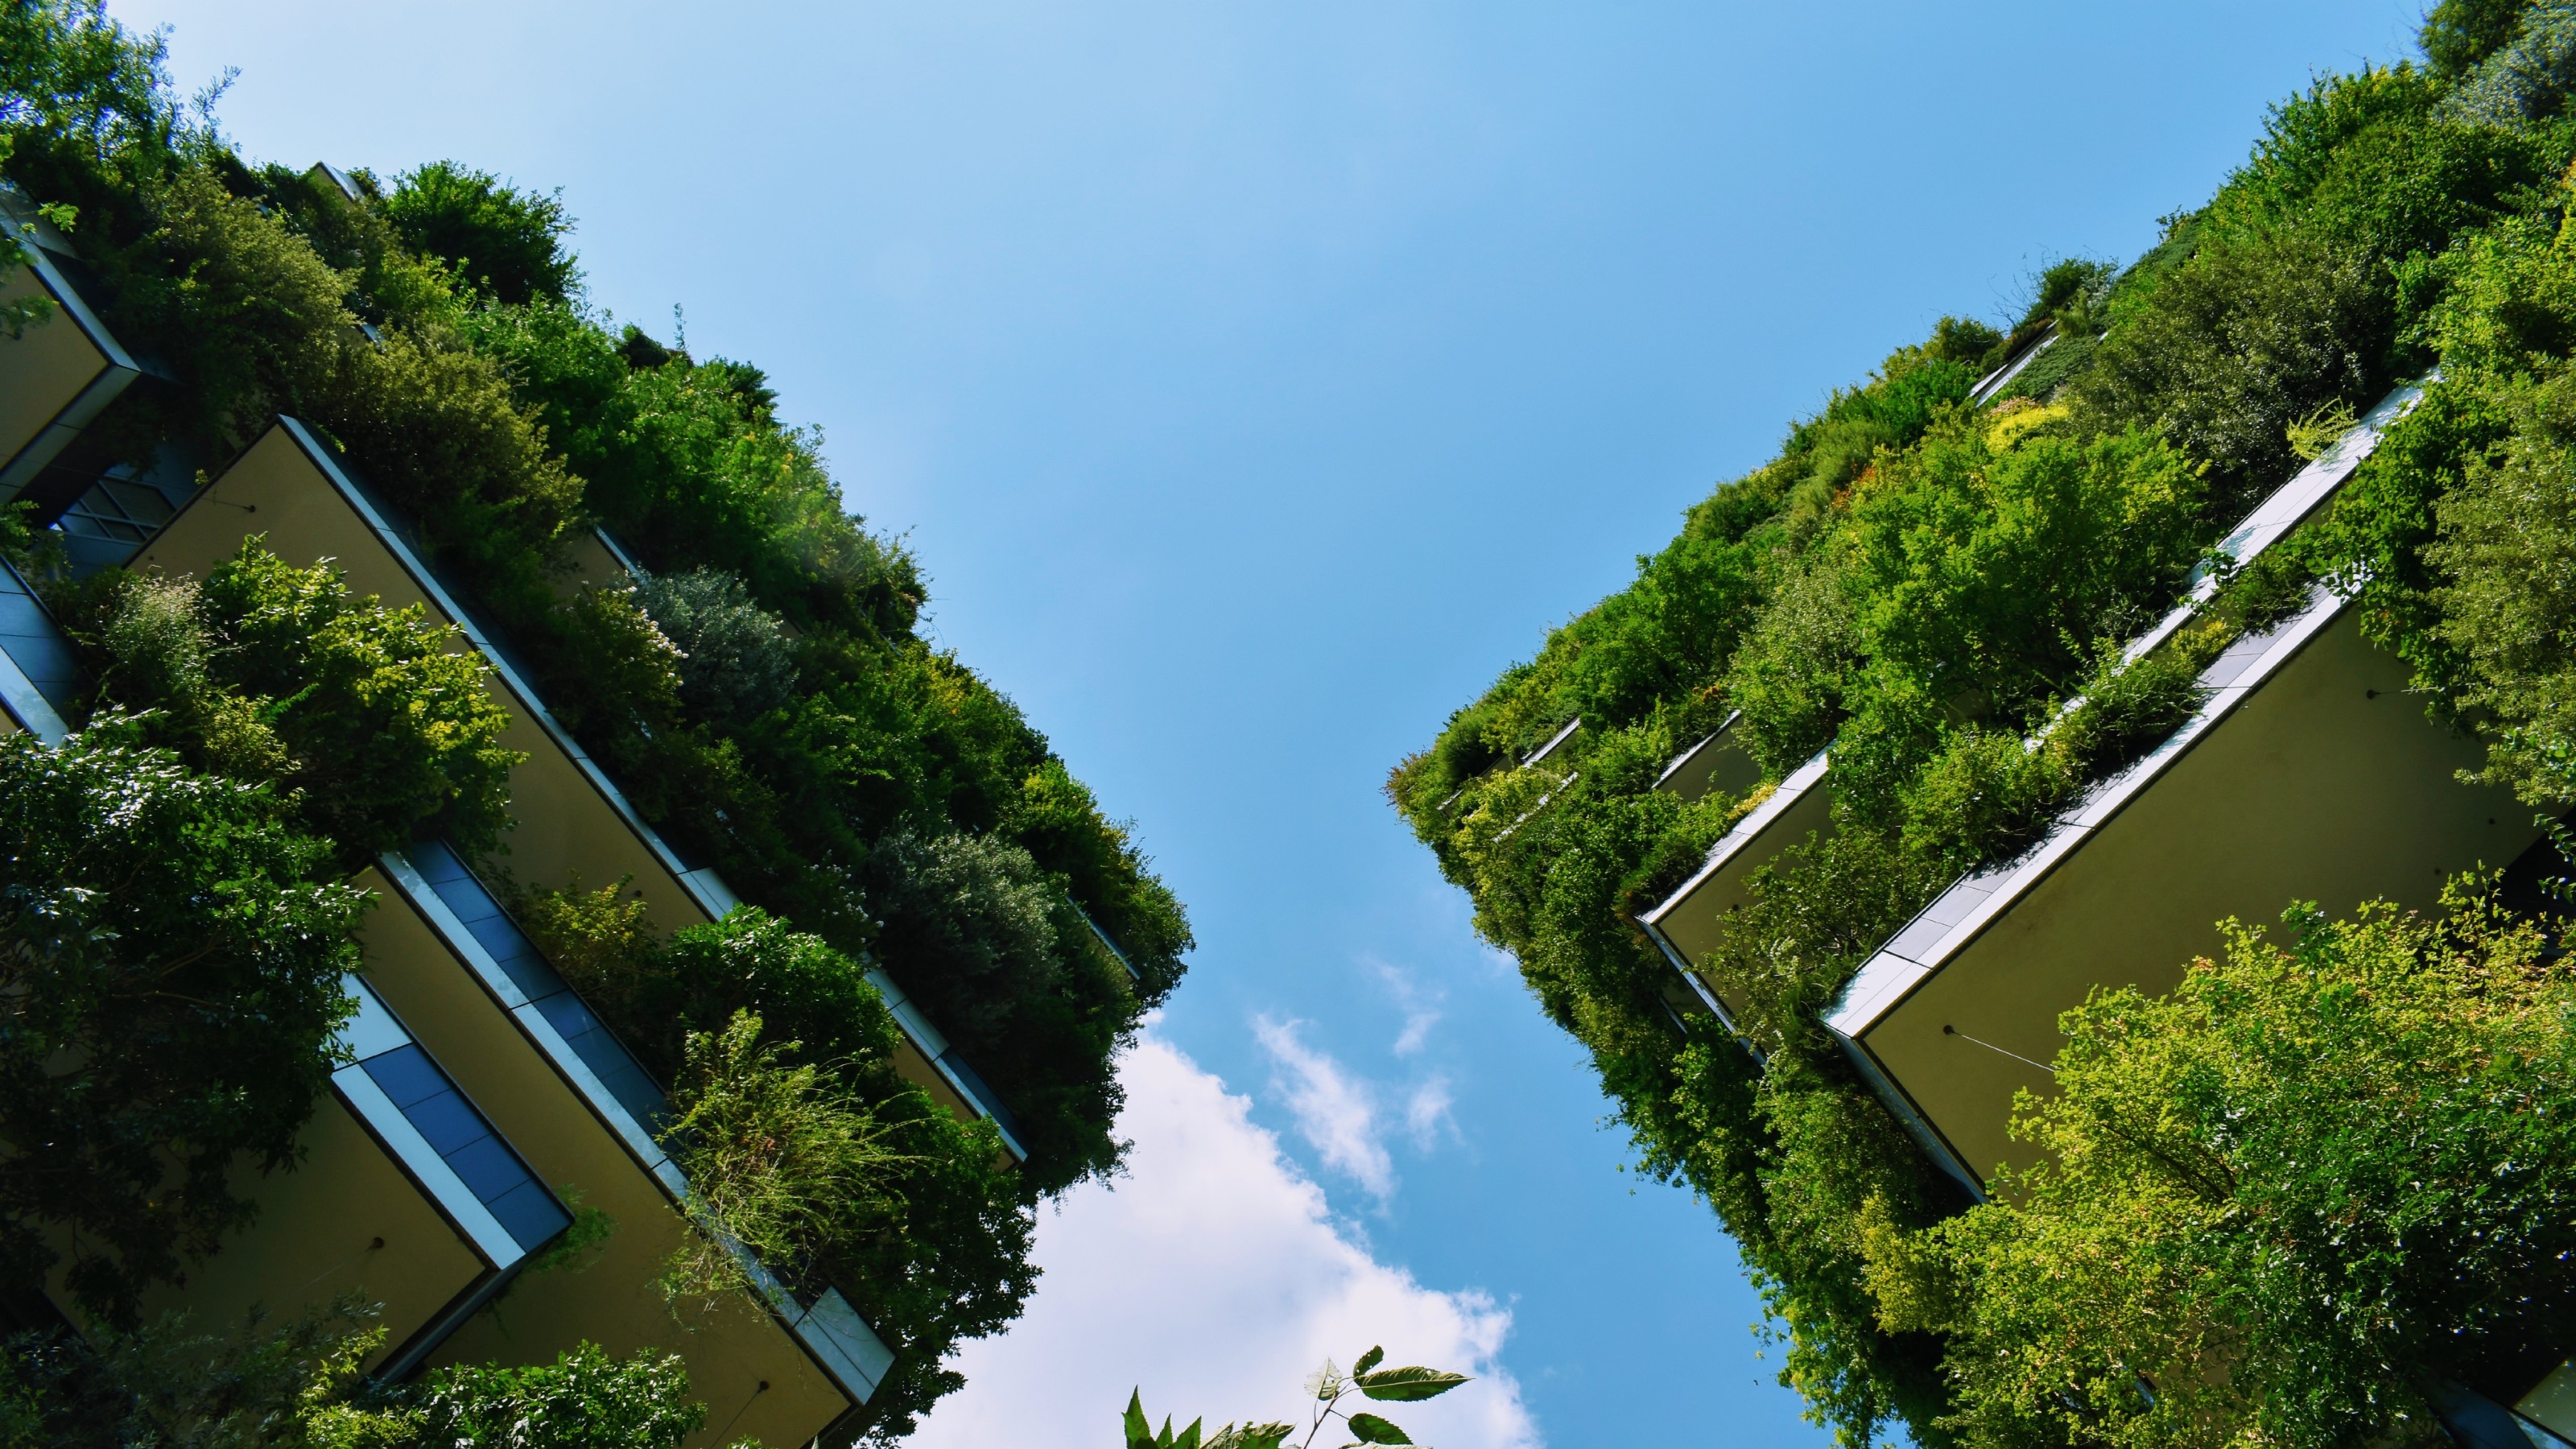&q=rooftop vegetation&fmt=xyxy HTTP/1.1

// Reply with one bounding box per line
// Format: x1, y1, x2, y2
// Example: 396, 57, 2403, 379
1389, 3, 2576, 1443
0, 1, 1189, 1438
